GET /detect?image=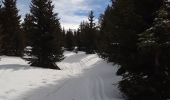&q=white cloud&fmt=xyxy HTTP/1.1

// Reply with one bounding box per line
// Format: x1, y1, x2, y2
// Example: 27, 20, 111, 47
53, 0, 92, 29
17, 0, 108, 30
